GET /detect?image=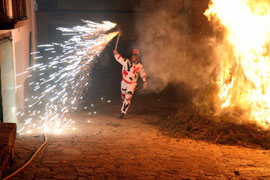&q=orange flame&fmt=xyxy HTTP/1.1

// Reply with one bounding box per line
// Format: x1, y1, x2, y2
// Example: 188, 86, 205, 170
205, 0, 270, 126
